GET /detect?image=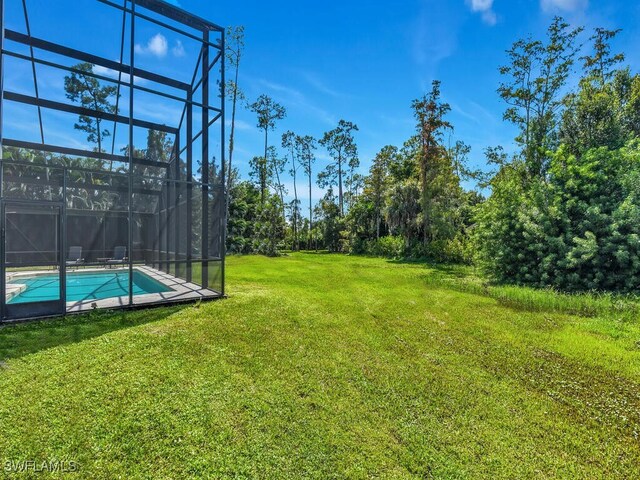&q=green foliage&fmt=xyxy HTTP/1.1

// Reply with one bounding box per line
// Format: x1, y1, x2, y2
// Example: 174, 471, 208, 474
473, 160, 530, 281
343, 112, 478, 260
384, 179, 421, 248
249, 154, 270, 204
314, 188, 345, 252
352, 235, 405, 258
422, 264, 640, 319
229, 15, 640, 300
561, 68, 640, 155
297, 134, 317, 249
249, 94, 286, 133
478, 18, 640, 293
581, 27, 625, 85
318, 120, 359, 216
64, 62, 118, 154
282, 131, 305, 250
413, 235, 473, 264
498, 17, 582, 177
411, 81, 457, 244
253, 193, 286, 256
475, 143, 640, 292
227, 178, 261, 254
249, 94, 286, 206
